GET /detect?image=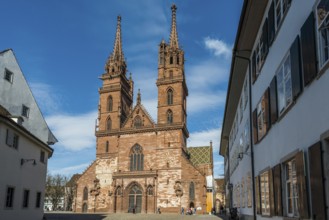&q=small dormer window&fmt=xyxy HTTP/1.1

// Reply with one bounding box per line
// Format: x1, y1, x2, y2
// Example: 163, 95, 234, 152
4, 69, 13, 83
22, 105, 30, 118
